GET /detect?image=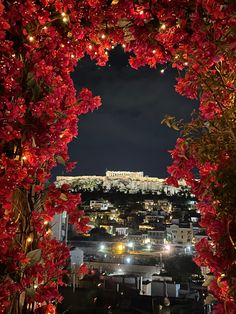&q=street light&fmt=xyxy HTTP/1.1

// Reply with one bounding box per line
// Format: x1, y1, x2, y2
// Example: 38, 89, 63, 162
100, 244, 106, 251
164, 244, 171, 252
125, 256, 131, 264
127, 242, 134, 249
